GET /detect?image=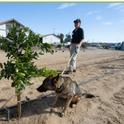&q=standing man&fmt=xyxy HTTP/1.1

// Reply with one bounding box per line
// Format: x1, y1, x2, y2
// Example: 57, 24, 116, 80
67, 19, 84, 74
